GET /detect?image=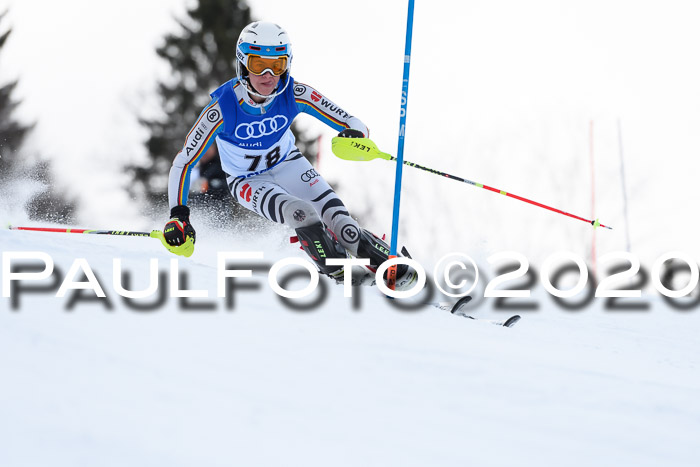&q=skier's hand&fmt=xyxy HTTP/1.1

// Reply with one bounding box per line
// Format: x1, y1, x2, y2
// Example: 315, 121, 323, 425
337, 128, 365, 138
163, 205, 196, 246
